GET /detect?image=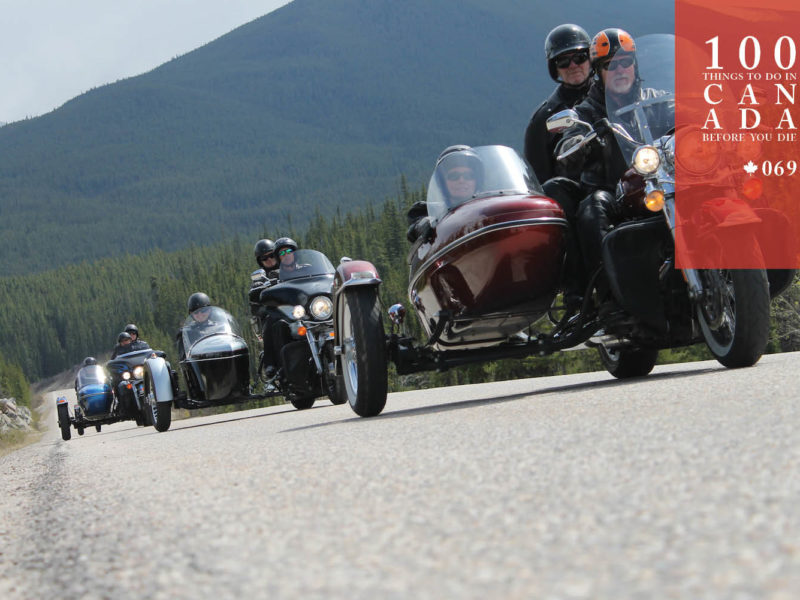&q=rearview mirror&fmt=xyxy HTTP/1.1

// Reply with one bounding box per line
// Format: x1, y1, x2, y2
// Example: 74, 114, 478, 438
547, 109, 584, 133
